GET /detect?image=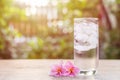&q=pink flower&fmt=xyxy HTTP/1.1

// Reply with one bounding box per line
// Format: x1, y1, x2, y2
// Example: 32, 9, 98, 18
49, 61, 80, 77
49, 62, 65, 77
64, 61, 80, 77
